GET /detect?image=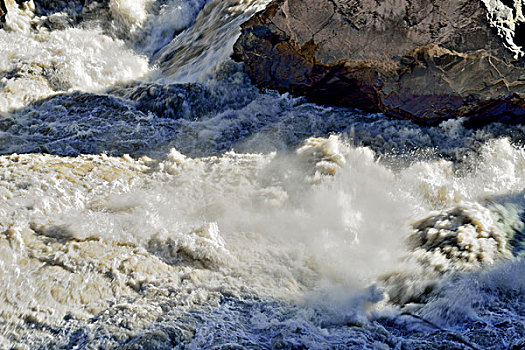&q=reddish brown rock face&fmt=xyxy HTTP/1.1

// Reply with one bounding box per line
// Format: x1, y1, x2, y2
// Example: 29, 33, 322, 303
233, 0, 525, 124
